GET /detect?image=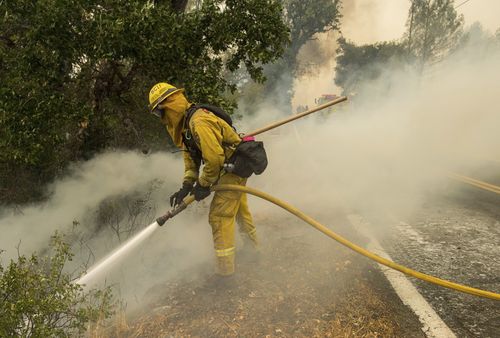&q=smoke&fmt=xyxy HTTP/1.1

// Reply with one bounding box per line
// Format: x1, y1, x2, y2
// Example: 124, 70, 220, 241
341, 0, 409, 44
0, 152, 173, 257
248, 39, 500, 228
0, 151, 216, 308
